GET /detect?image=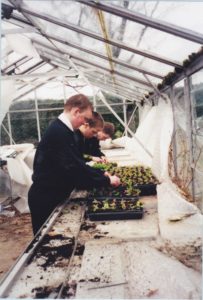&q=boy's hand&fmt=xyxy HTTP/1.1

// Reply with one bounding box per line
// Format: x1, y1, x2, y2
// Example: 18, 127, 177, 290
101, 156, 108, 163
92, 156, 103, 162
109, 175, 120, 187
